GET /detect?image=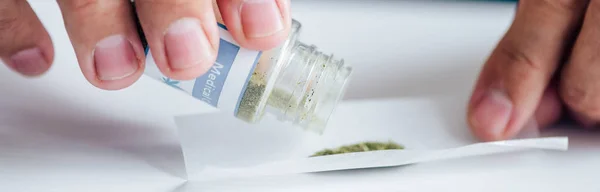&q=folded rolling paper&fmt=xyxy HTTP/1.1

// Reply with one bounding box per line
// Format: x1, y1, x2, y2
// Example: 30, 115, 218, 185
174, 96, 568, 181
